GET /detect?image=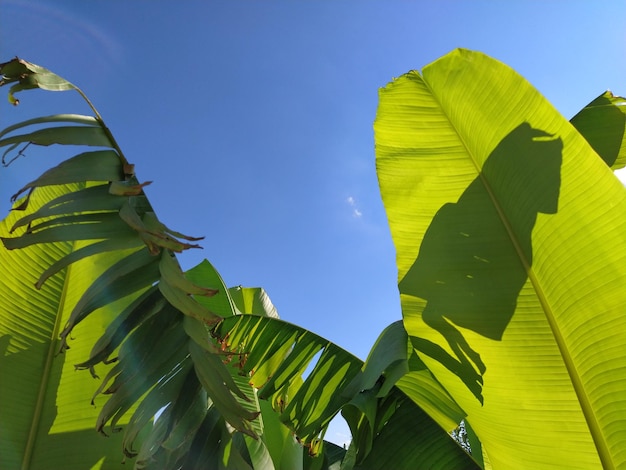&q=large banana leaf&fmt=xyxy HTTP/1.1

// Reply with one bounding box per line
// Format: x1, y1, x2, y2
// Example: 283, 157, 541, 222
375, 49, 626, 469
